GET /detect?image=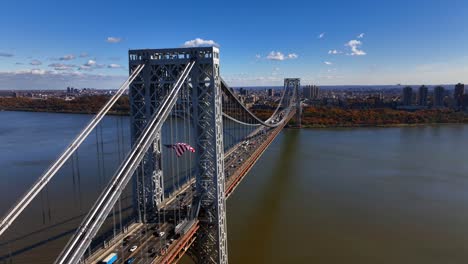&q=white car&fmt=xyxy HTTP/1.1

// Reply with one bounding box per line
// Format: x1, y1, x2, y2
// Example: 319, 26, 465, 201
158, 231, 165, 237
129, 245, 138, 252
